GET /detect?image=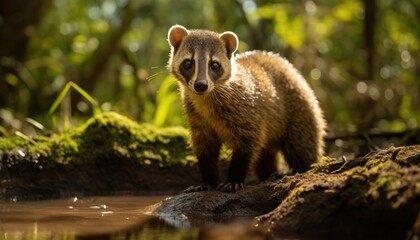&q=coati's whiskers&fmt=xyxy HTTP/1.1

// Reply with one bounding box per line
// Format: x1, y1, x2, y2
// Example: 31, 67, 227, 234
146, 71, 165, 81
151, 66, 168, 69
